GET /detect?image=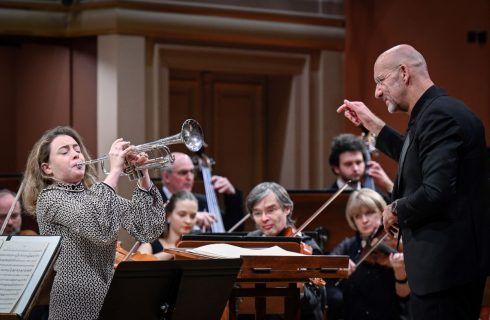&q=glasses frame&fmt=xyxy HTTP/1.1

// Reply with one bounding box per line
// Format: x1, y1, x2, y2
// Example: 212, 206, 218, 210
375, 64, 401, 86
